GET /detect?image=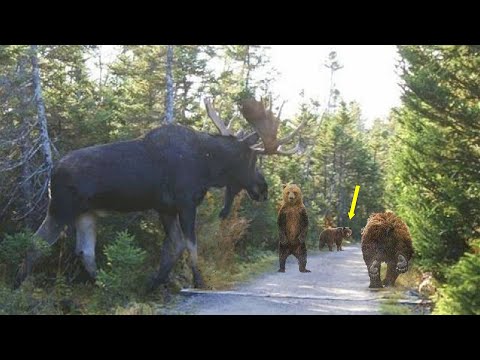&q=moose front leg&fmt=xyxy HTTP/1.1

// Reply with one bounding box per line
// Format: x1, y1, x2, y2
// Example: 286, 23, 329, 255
179, 206, 205, 288
219, 185, 240, 219
151, 213, 186, 289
